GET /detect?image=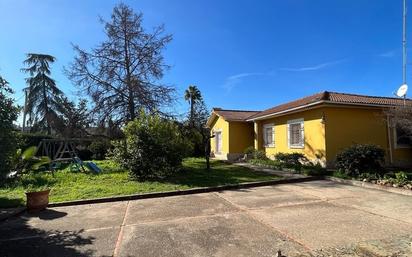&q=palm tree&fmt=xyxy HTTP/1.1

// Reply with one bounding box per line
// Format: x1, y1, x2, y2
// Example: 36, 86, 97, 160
22, 53, 63, 135
184, 85, 202, 127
